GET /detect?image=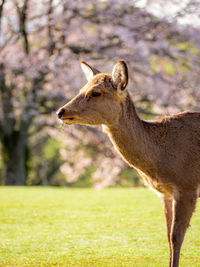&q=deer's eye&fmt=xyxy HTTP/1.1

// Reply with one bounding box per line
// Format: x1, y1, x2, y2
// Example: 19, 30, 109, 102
91, 91, 101, 97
